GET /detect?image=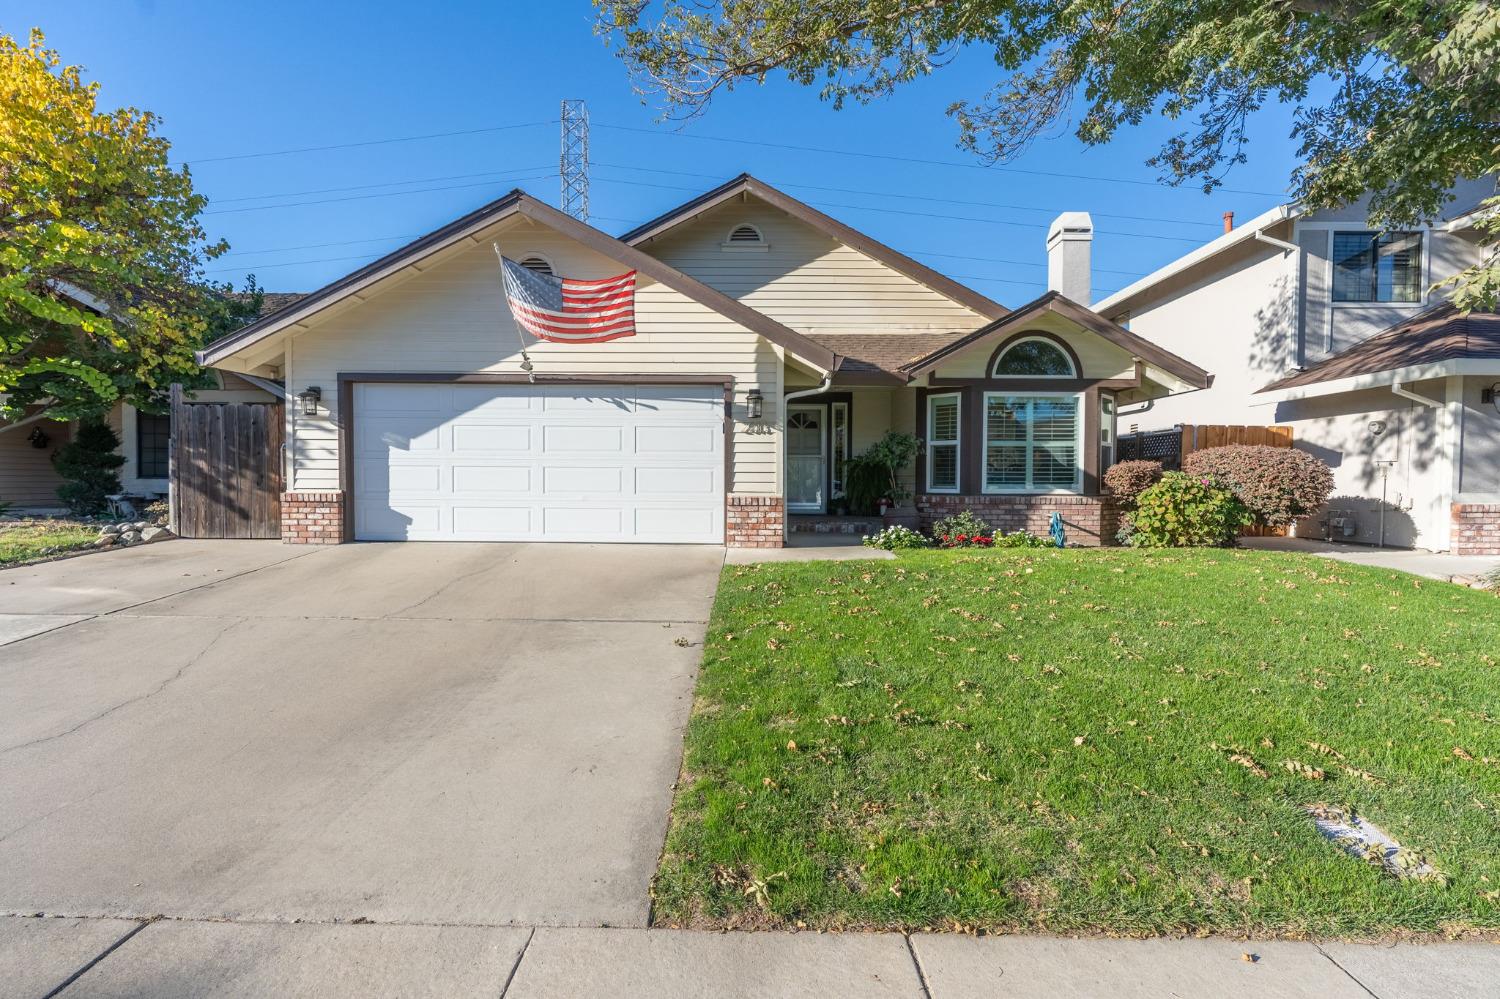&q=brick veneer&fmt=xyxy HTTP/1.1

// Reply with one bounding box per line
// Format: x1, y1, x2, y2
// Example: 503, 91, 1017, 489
726, 495, 785, 548
916, 493, 1120, 546
1452, 503, 1500, 555
282, 491, 345, 544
